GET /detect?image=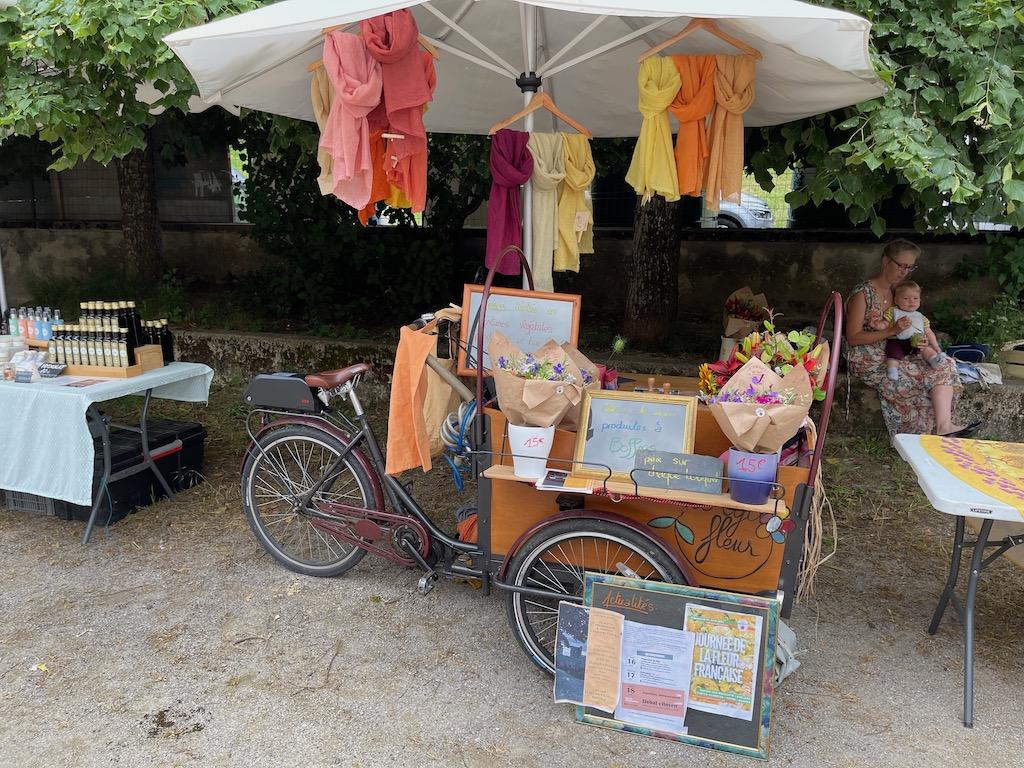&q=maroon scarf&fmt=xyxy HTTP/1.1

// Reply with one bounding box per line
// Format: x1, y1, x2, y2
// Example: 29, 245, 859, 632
485, 129, 533, 275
